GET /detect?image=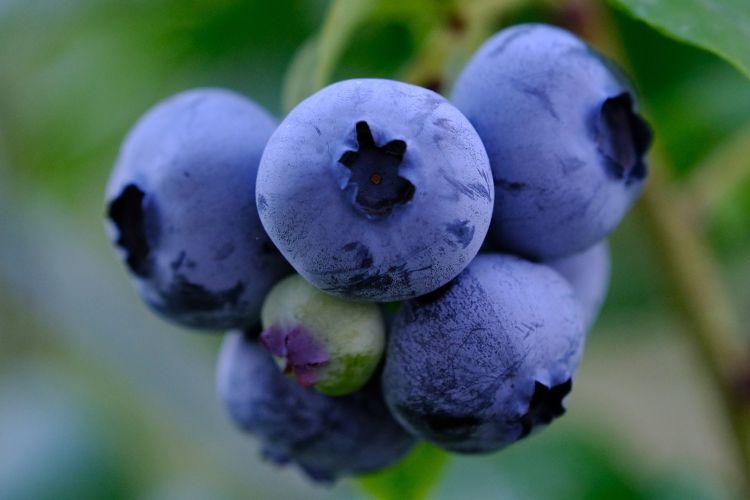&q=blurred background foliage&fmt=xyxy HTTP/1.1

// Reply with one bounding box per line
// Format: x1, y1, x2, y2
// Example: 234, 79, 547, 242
1, 0, 749, 499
